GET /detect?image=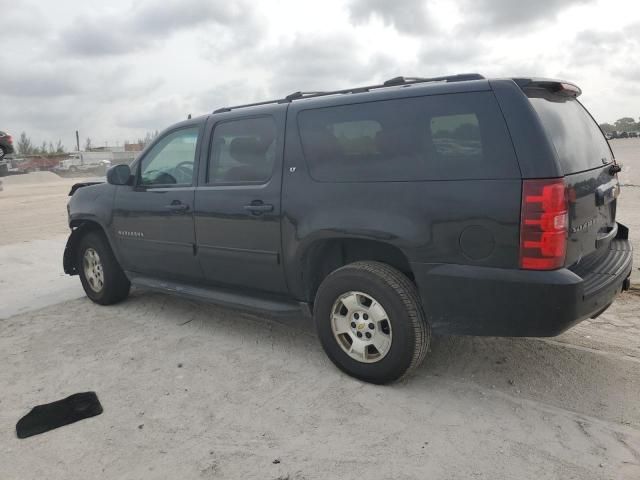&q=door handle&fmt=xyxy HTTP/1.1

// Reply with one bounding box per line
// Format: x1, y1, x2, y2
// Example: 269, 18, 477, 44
165, 201, 189, 213
243, 201, 274, 214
